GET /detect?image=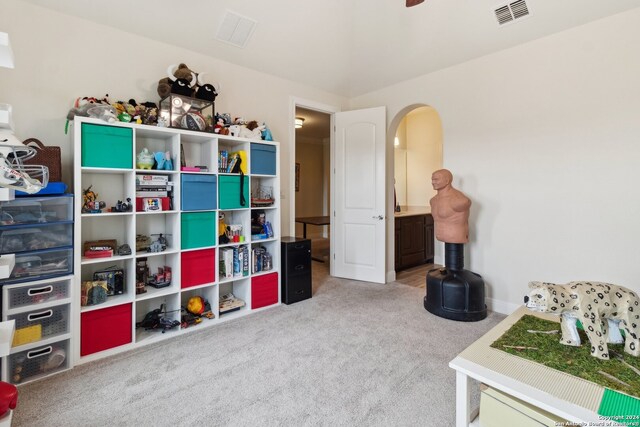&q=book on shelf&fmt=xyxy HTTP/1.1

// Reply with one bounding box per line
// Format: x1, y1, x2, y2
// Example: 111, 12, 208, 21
135, 190, 168, 198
